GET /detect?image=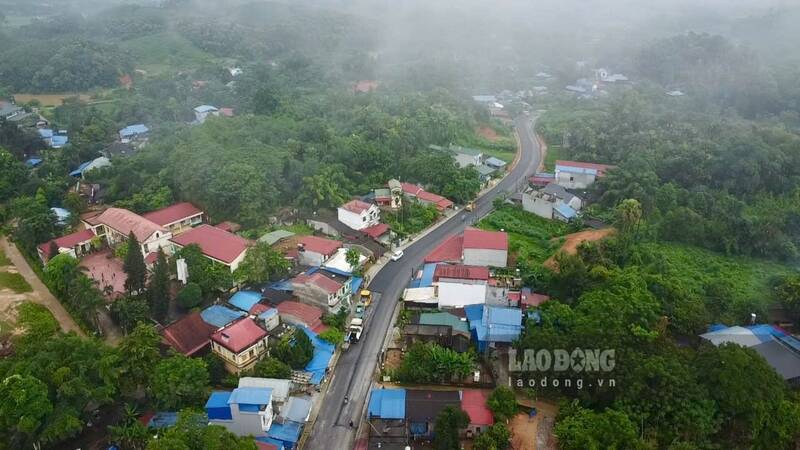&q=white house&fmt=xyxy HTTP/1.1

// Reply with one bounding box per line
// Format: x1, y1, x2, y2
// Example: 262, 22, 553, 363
194, 105, 219, 123
297, 235, 342, 266
206, 387, 273, 437
437, 282, 487, 308
522, 184, 582, 221
449, 146, 483, 168
37, 229, 96, 263
337, 199, 380, 231
462, 228, 508, 268
554, 160, 615, 189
